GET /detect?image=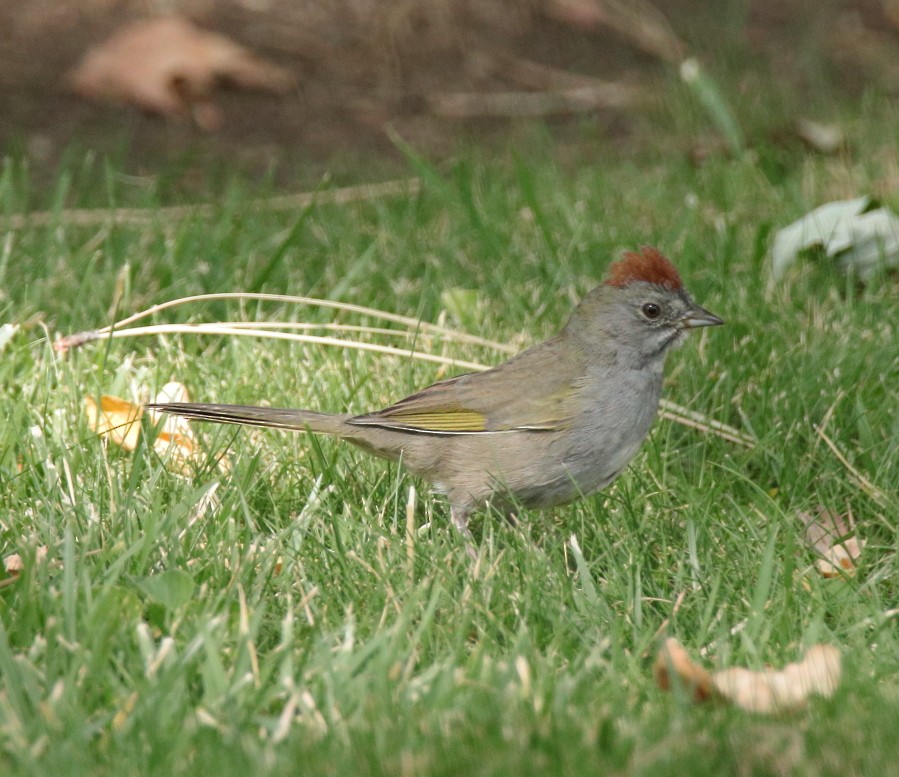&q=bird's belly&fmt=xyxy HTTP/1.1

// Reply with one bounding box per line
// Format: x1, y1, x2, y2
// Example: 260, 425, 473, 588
442, 427, 641, 511
507, 440, 631, 509
505, 387, 659, 508
438, 368, 662, 512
